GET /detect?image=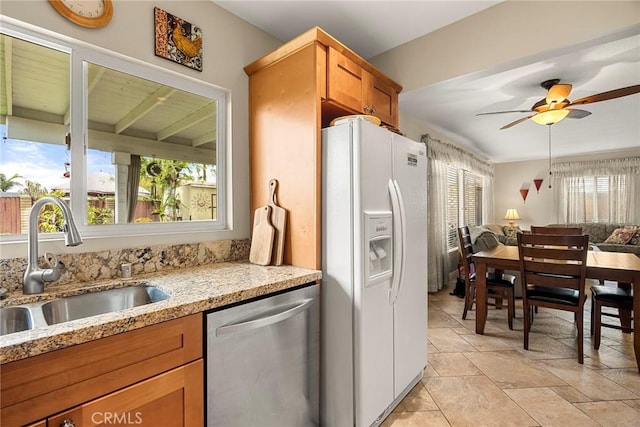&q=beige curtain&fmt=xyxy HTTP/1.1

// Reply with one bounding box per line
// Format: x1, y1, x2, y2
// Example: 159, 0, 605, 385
421, 134, 494, 292
551, 157, 640, 224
